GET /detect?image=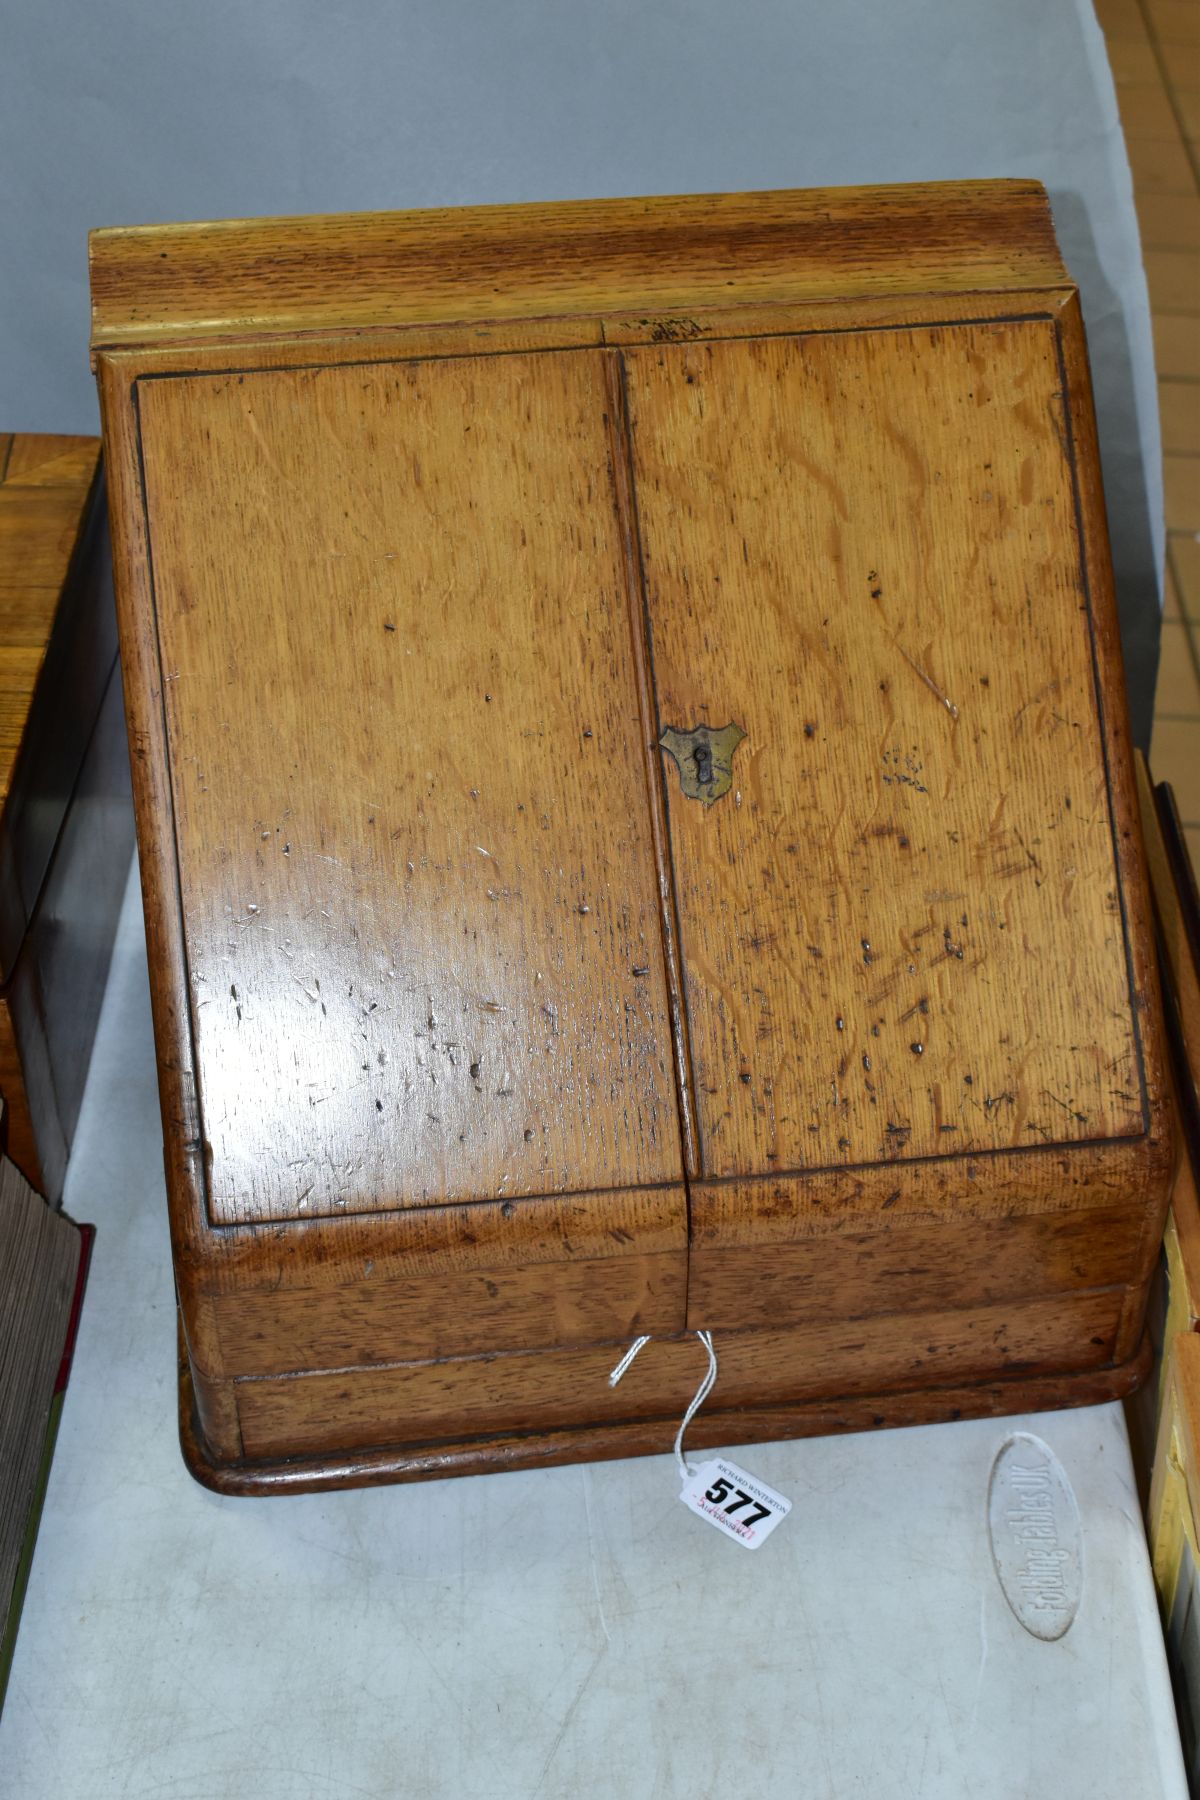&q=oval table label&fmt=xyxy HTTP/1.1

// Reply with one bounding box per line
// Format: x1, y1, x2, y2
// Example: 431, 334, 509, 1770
987, 1433, 1083, 1641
